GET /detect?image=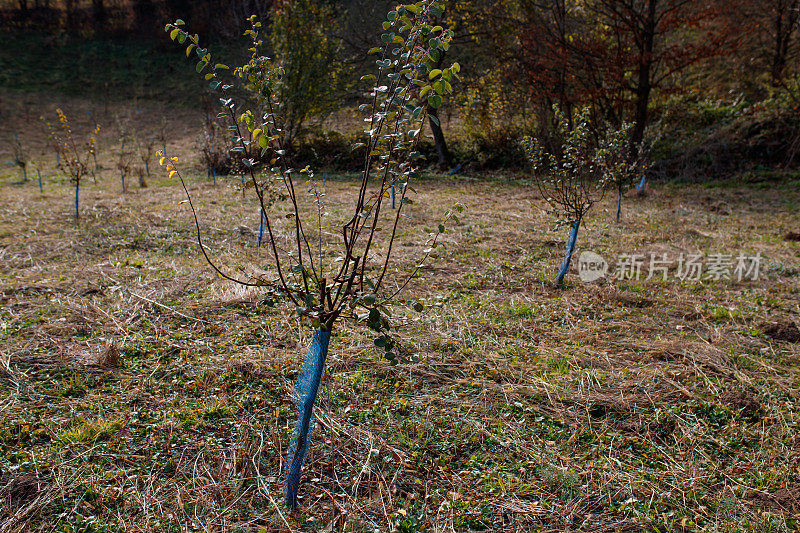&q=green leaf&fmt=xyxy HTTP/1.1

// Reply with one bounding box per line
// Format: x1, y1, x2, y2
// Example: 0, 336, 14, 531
438, 223, 445, 233
428, 94, 443, 109
197, 61, 208, 73
169, 28, 179, 41
428, 69, 441, 80
413, 302, 424, 312
215, 63, 229, 70
185, 44, 195, 57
